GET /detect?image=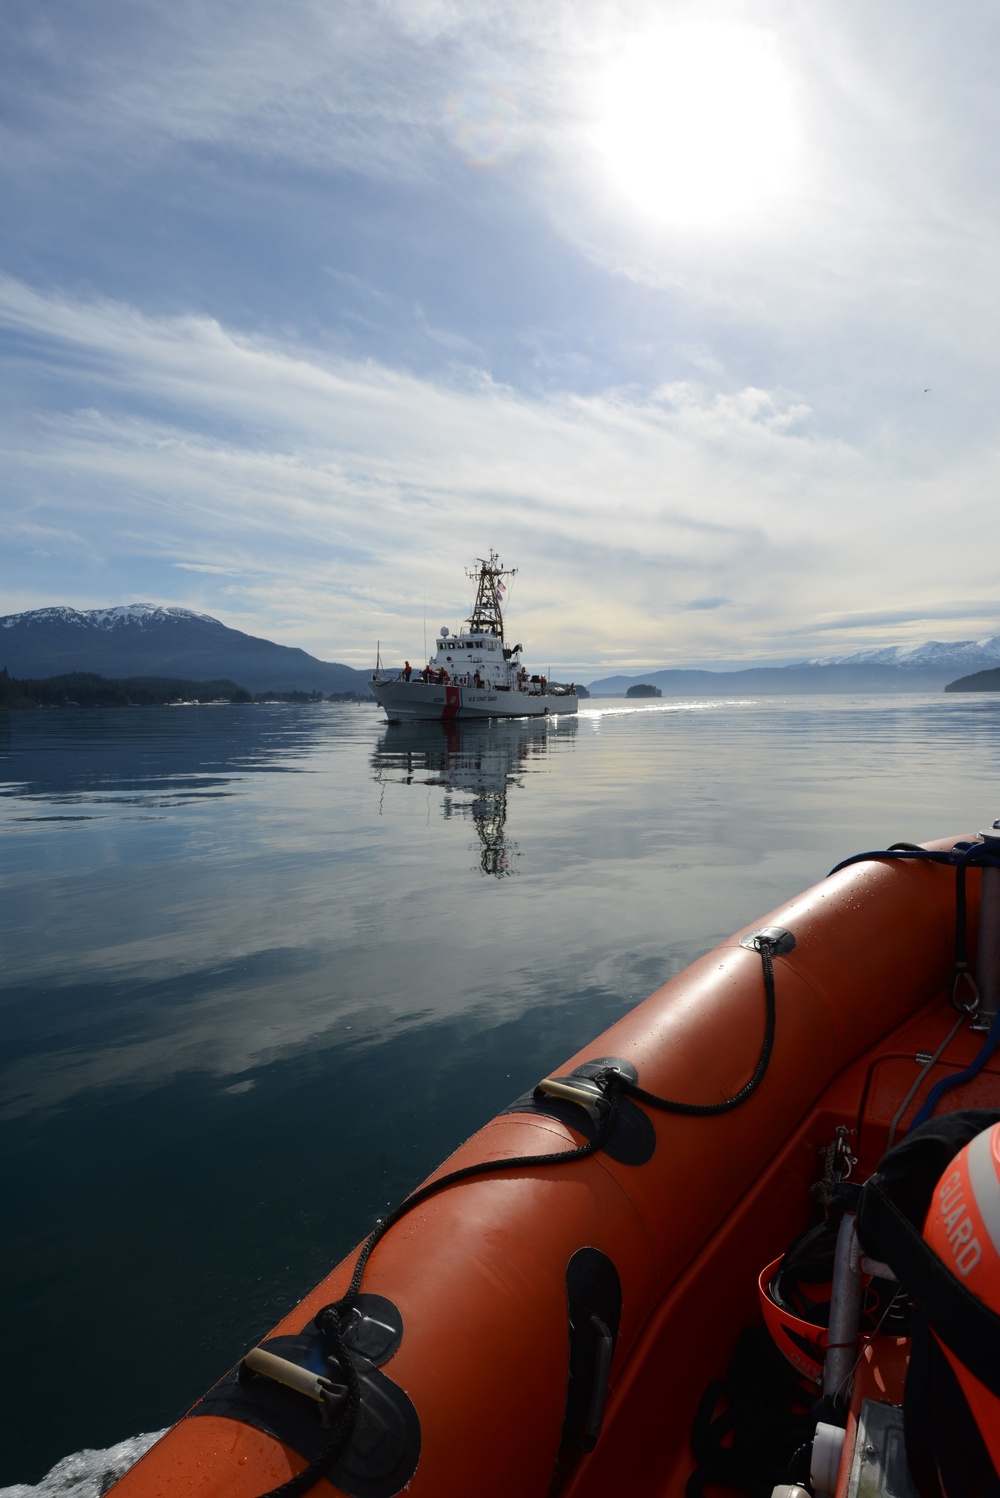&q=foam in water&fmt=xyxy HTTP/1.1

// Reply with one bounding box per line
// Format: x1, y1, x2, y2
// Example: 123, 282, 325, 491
0, 1433, 166, 1498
